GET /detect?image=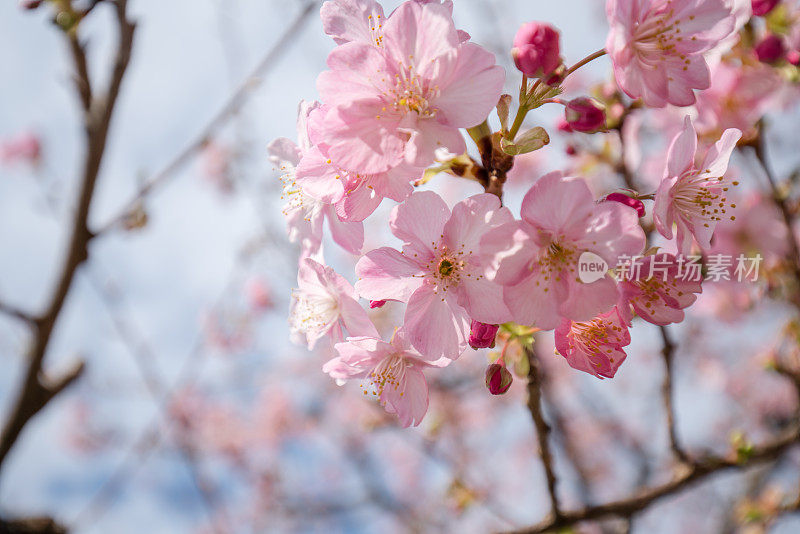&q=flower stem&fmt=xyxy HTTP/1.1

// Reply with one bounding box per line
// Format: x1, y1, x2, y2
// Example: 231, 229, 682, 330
565, 48, 607, 78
